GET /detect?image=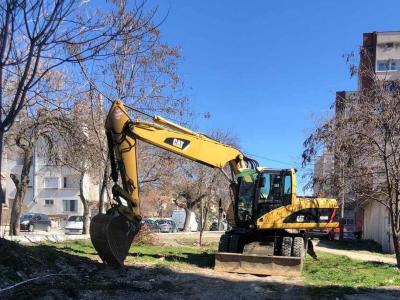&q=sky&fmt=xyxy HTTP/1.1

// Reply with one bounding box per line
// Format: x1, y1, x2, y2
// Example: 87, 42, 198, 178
141, 0, 400, 192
